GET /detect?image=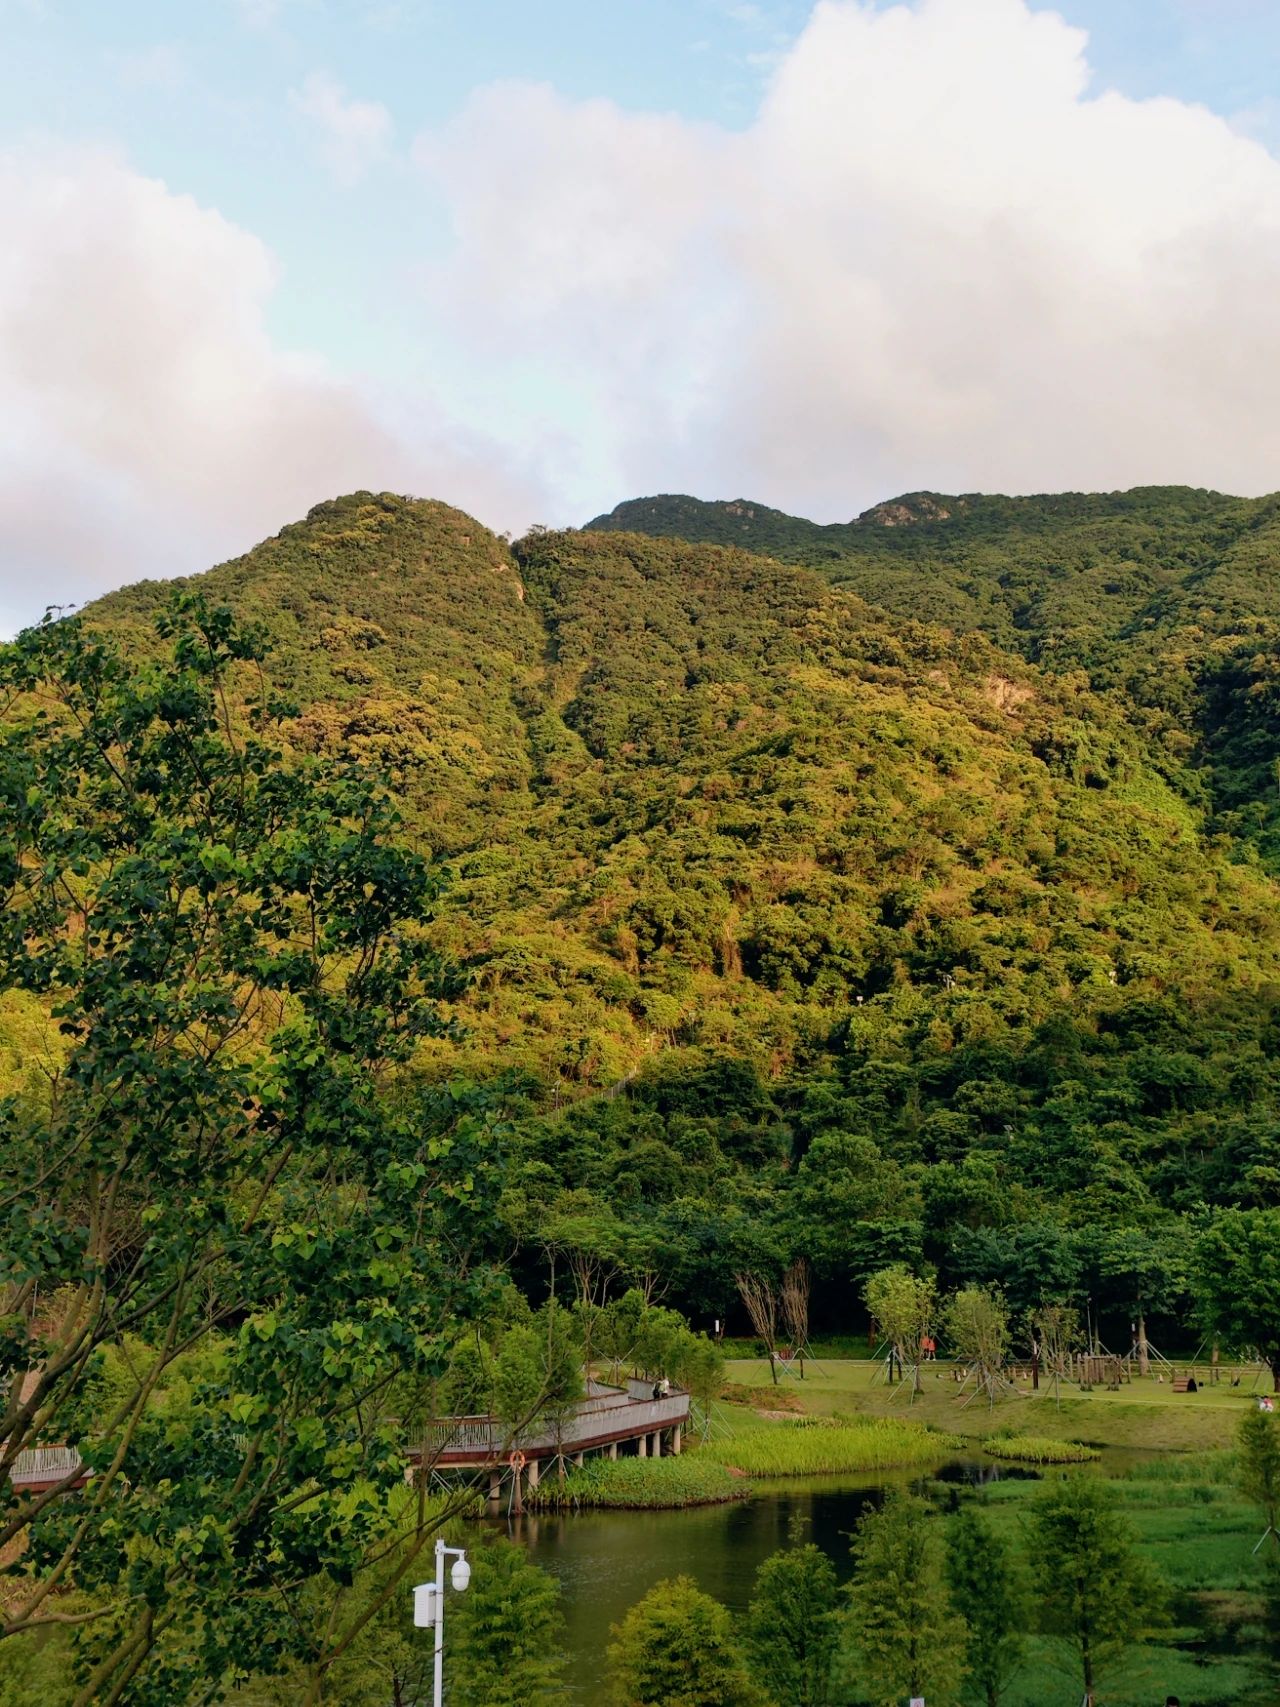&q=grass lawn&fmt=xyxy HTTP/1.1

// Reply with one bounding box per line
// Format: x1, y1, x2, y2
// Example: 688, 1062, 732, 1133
720, 1356, 1259, 1451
